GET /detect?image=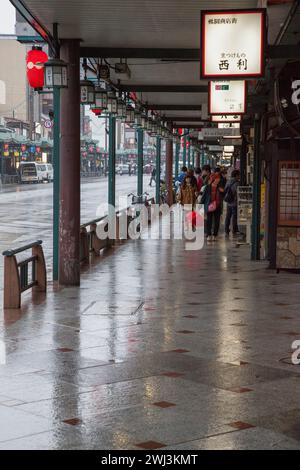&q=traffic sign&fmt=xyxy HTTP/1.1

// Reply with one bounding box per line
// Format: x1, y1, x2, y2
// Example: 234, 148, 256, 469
44, 120, 53, 129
